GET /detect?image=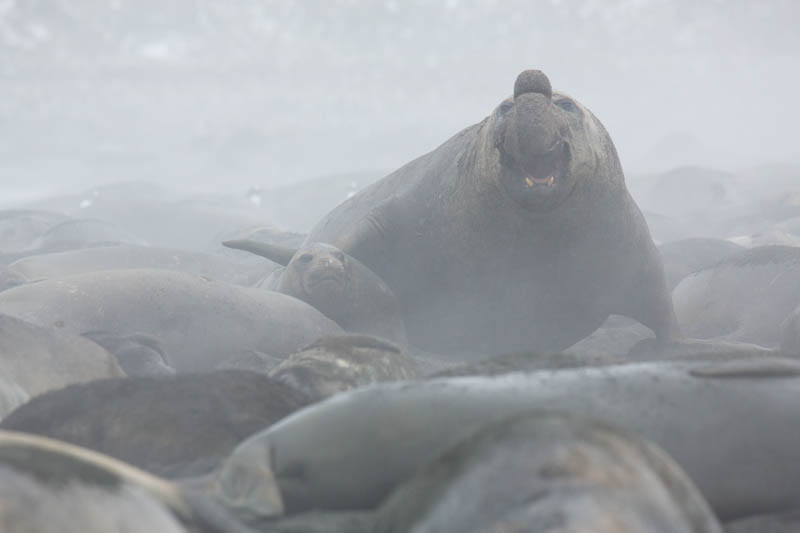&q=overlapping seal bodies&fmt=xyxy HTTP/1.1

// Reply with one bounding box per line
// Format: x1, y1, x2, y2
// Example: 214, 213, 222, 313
278, 69, 677, 355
